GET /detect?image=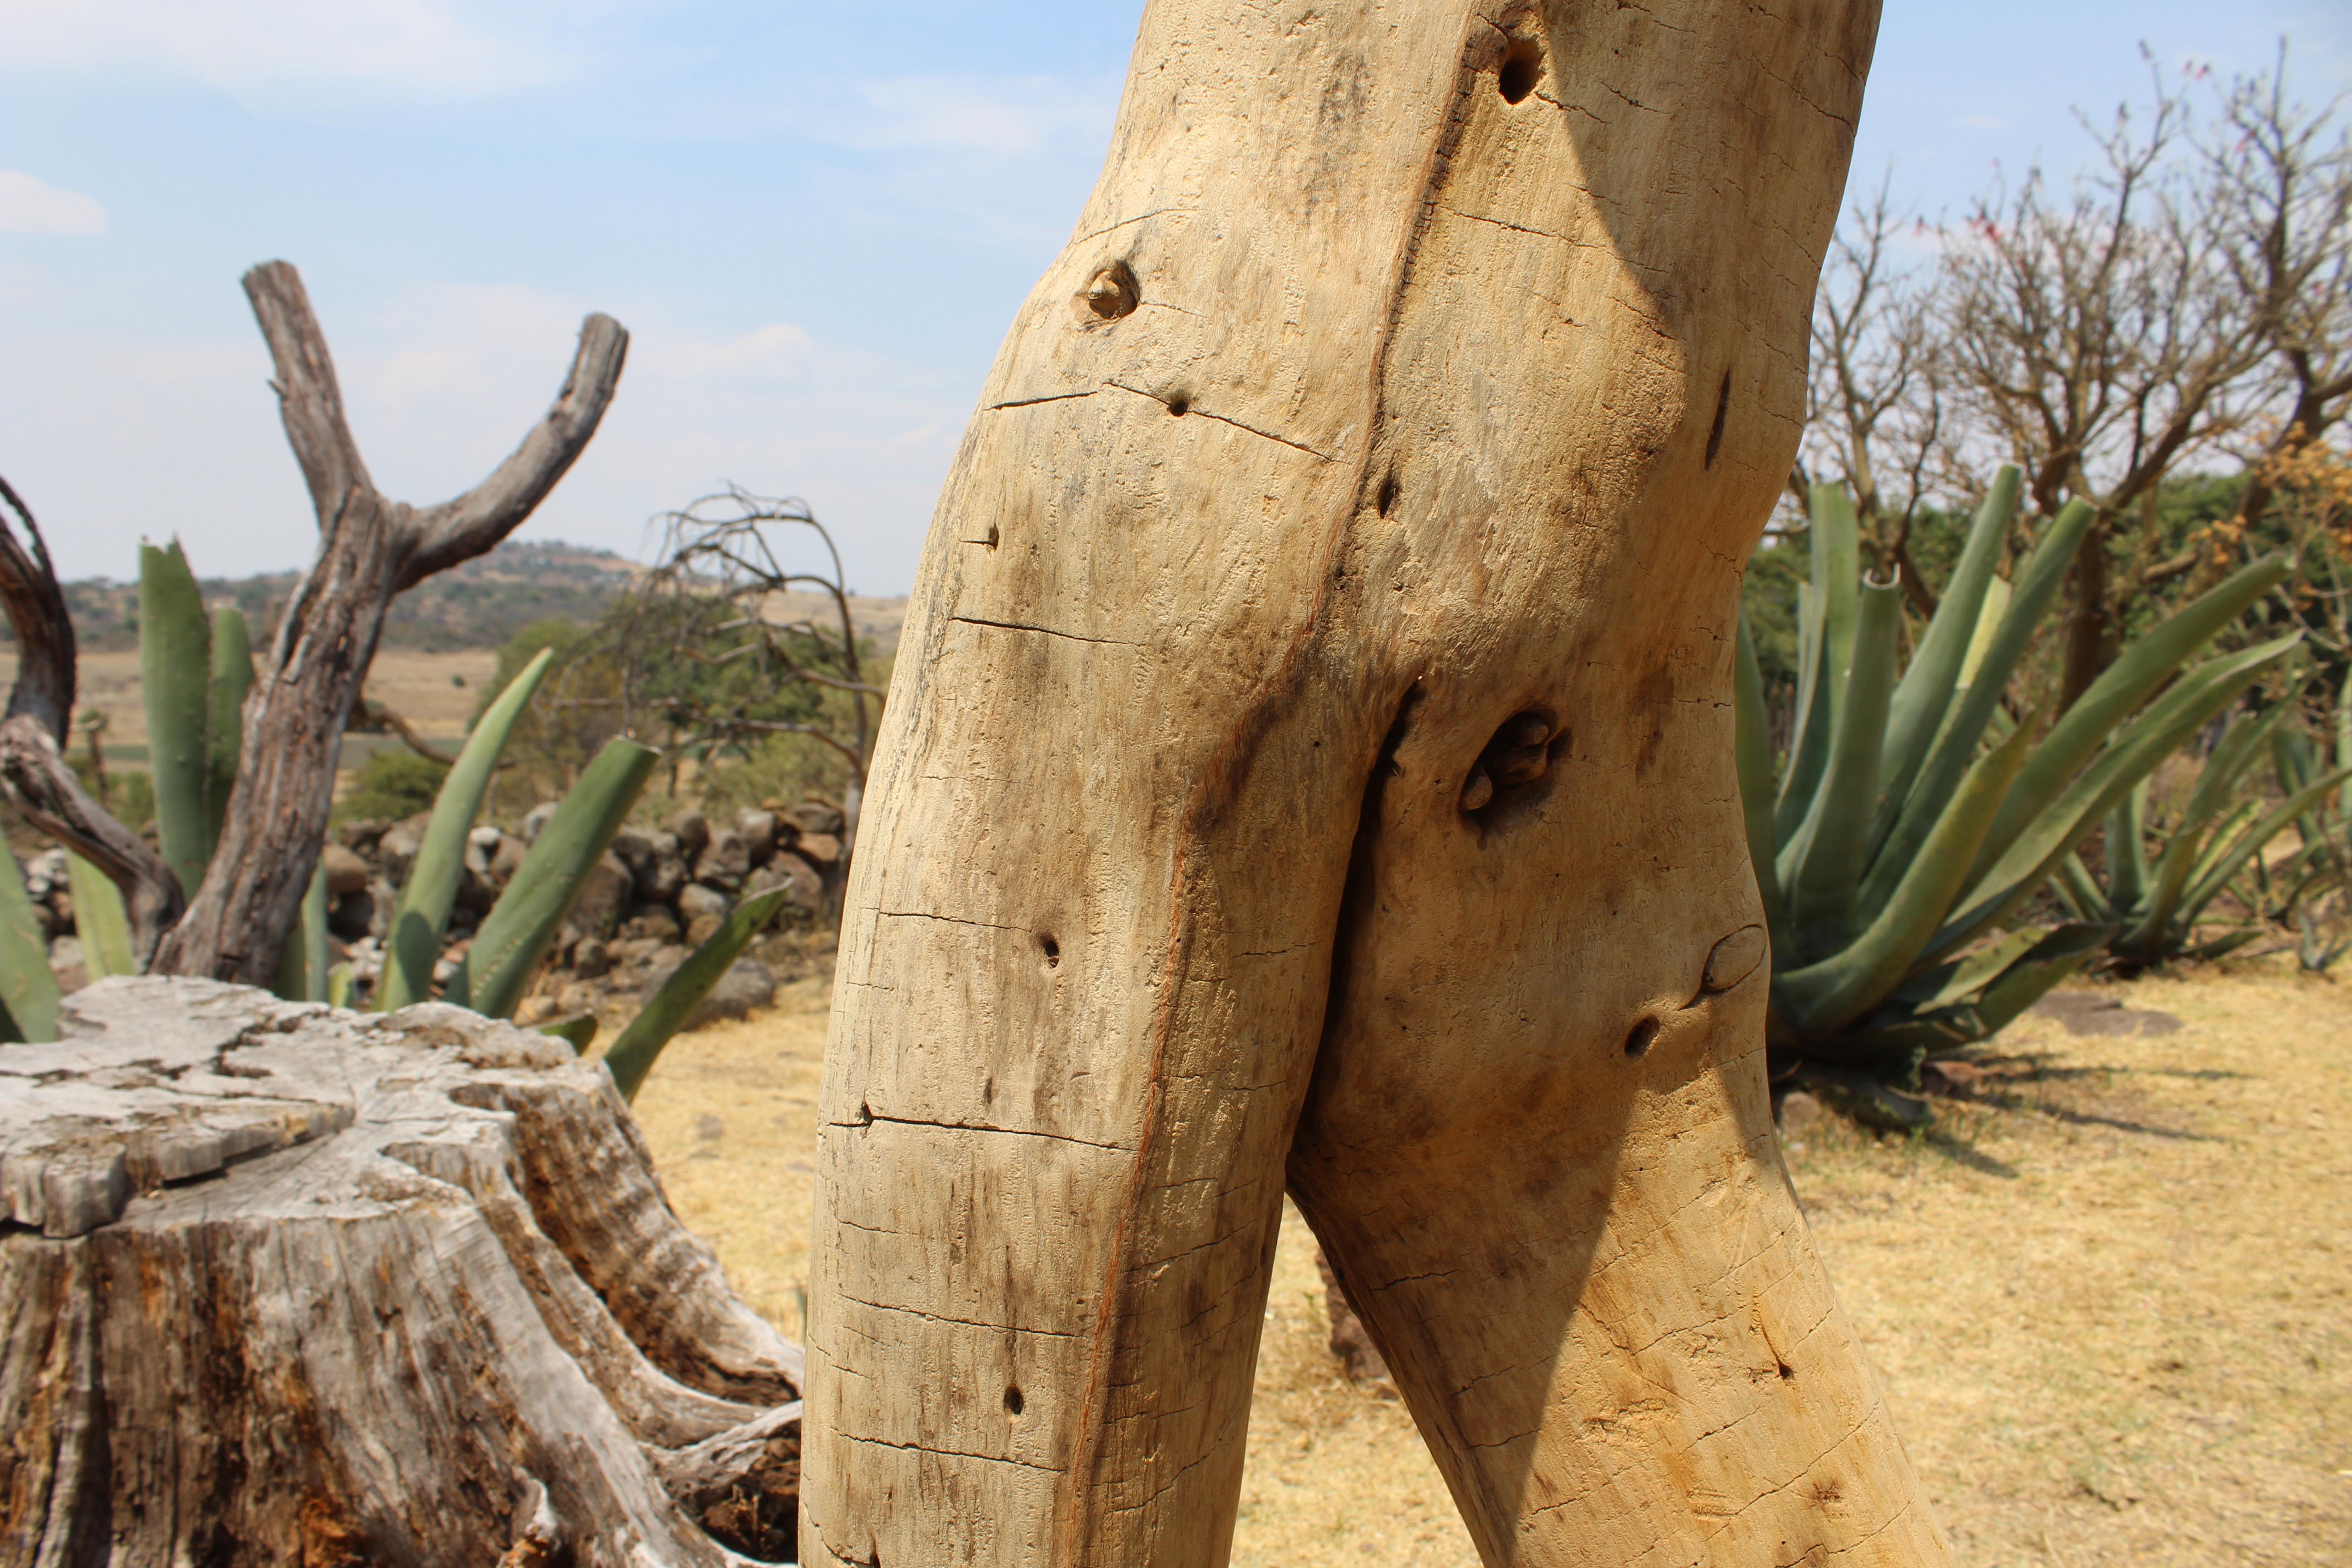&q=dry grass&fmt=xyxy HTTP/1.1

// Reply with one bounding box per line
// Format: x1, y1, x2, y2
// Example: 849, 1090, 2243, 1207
0, 647, 498, 752
633, 959, 2352, 1565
